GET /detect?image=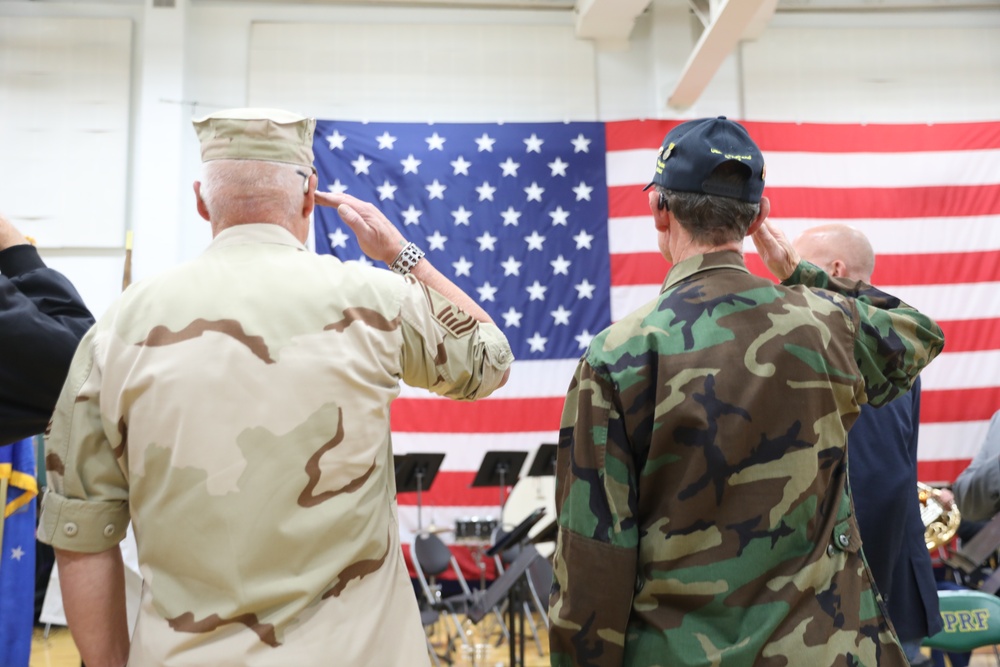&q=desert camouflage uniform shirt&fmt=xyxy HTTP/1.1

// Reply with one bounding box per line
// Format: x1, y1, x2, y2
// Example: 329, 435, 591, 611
549, 250, 944, 667
37, 223, 513, 666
